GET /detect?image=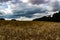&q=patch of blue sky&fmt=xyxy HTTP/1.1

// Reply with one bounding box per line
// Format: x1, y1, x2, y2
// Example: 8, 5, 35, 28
0, 3, 8, 9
